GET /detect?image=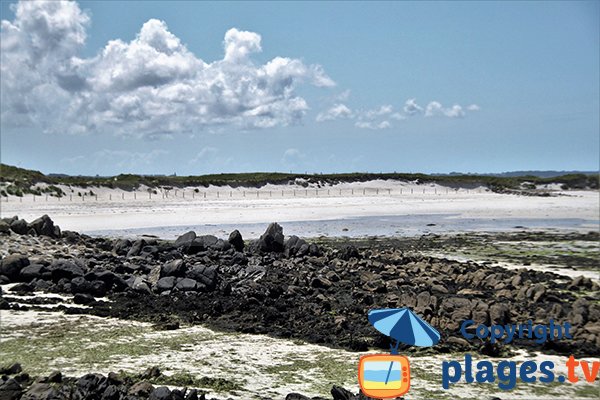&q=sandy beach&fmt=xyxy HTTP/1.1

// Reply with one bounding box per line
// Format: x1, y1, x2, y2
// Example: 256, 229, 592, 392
1, 181, 597, 237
